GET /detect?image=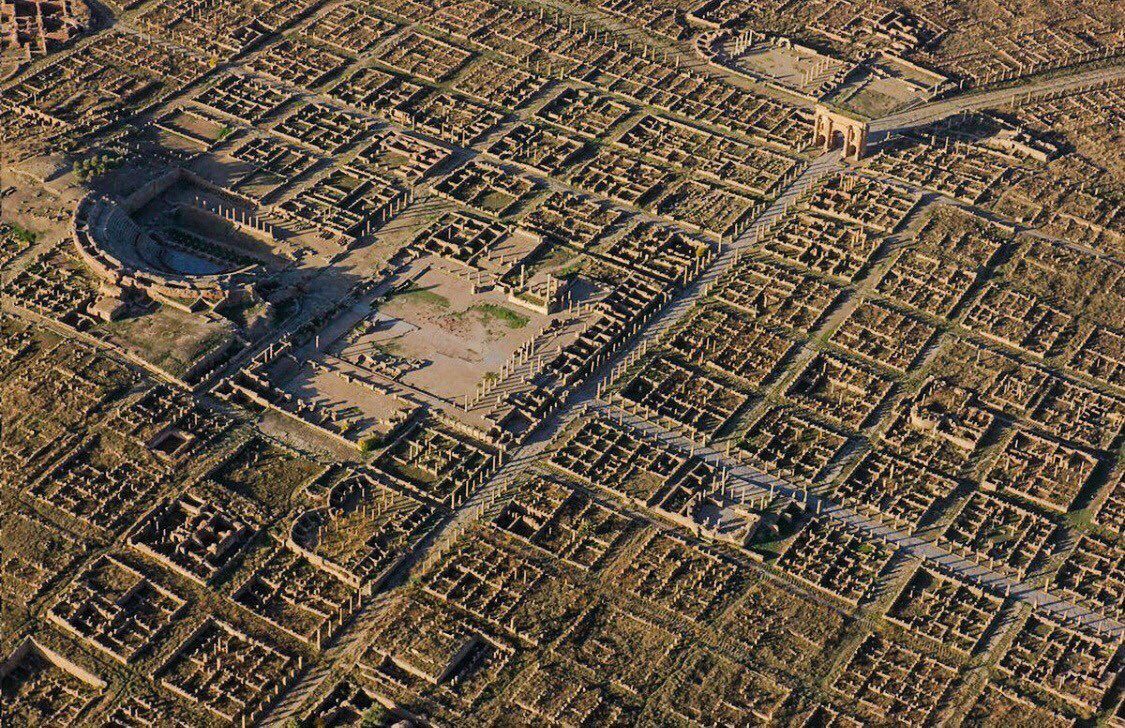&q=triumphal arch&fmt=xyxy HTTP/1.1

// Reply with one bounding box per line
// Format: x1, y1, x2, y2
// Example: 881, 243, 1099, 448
814, 104, 870, 159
